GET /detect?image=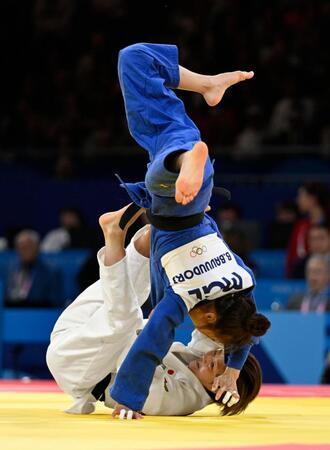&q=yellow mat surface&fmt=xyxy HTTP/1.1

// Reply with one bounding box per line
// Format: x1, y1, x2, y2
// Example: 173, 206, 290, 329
0, 392, 329, 450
